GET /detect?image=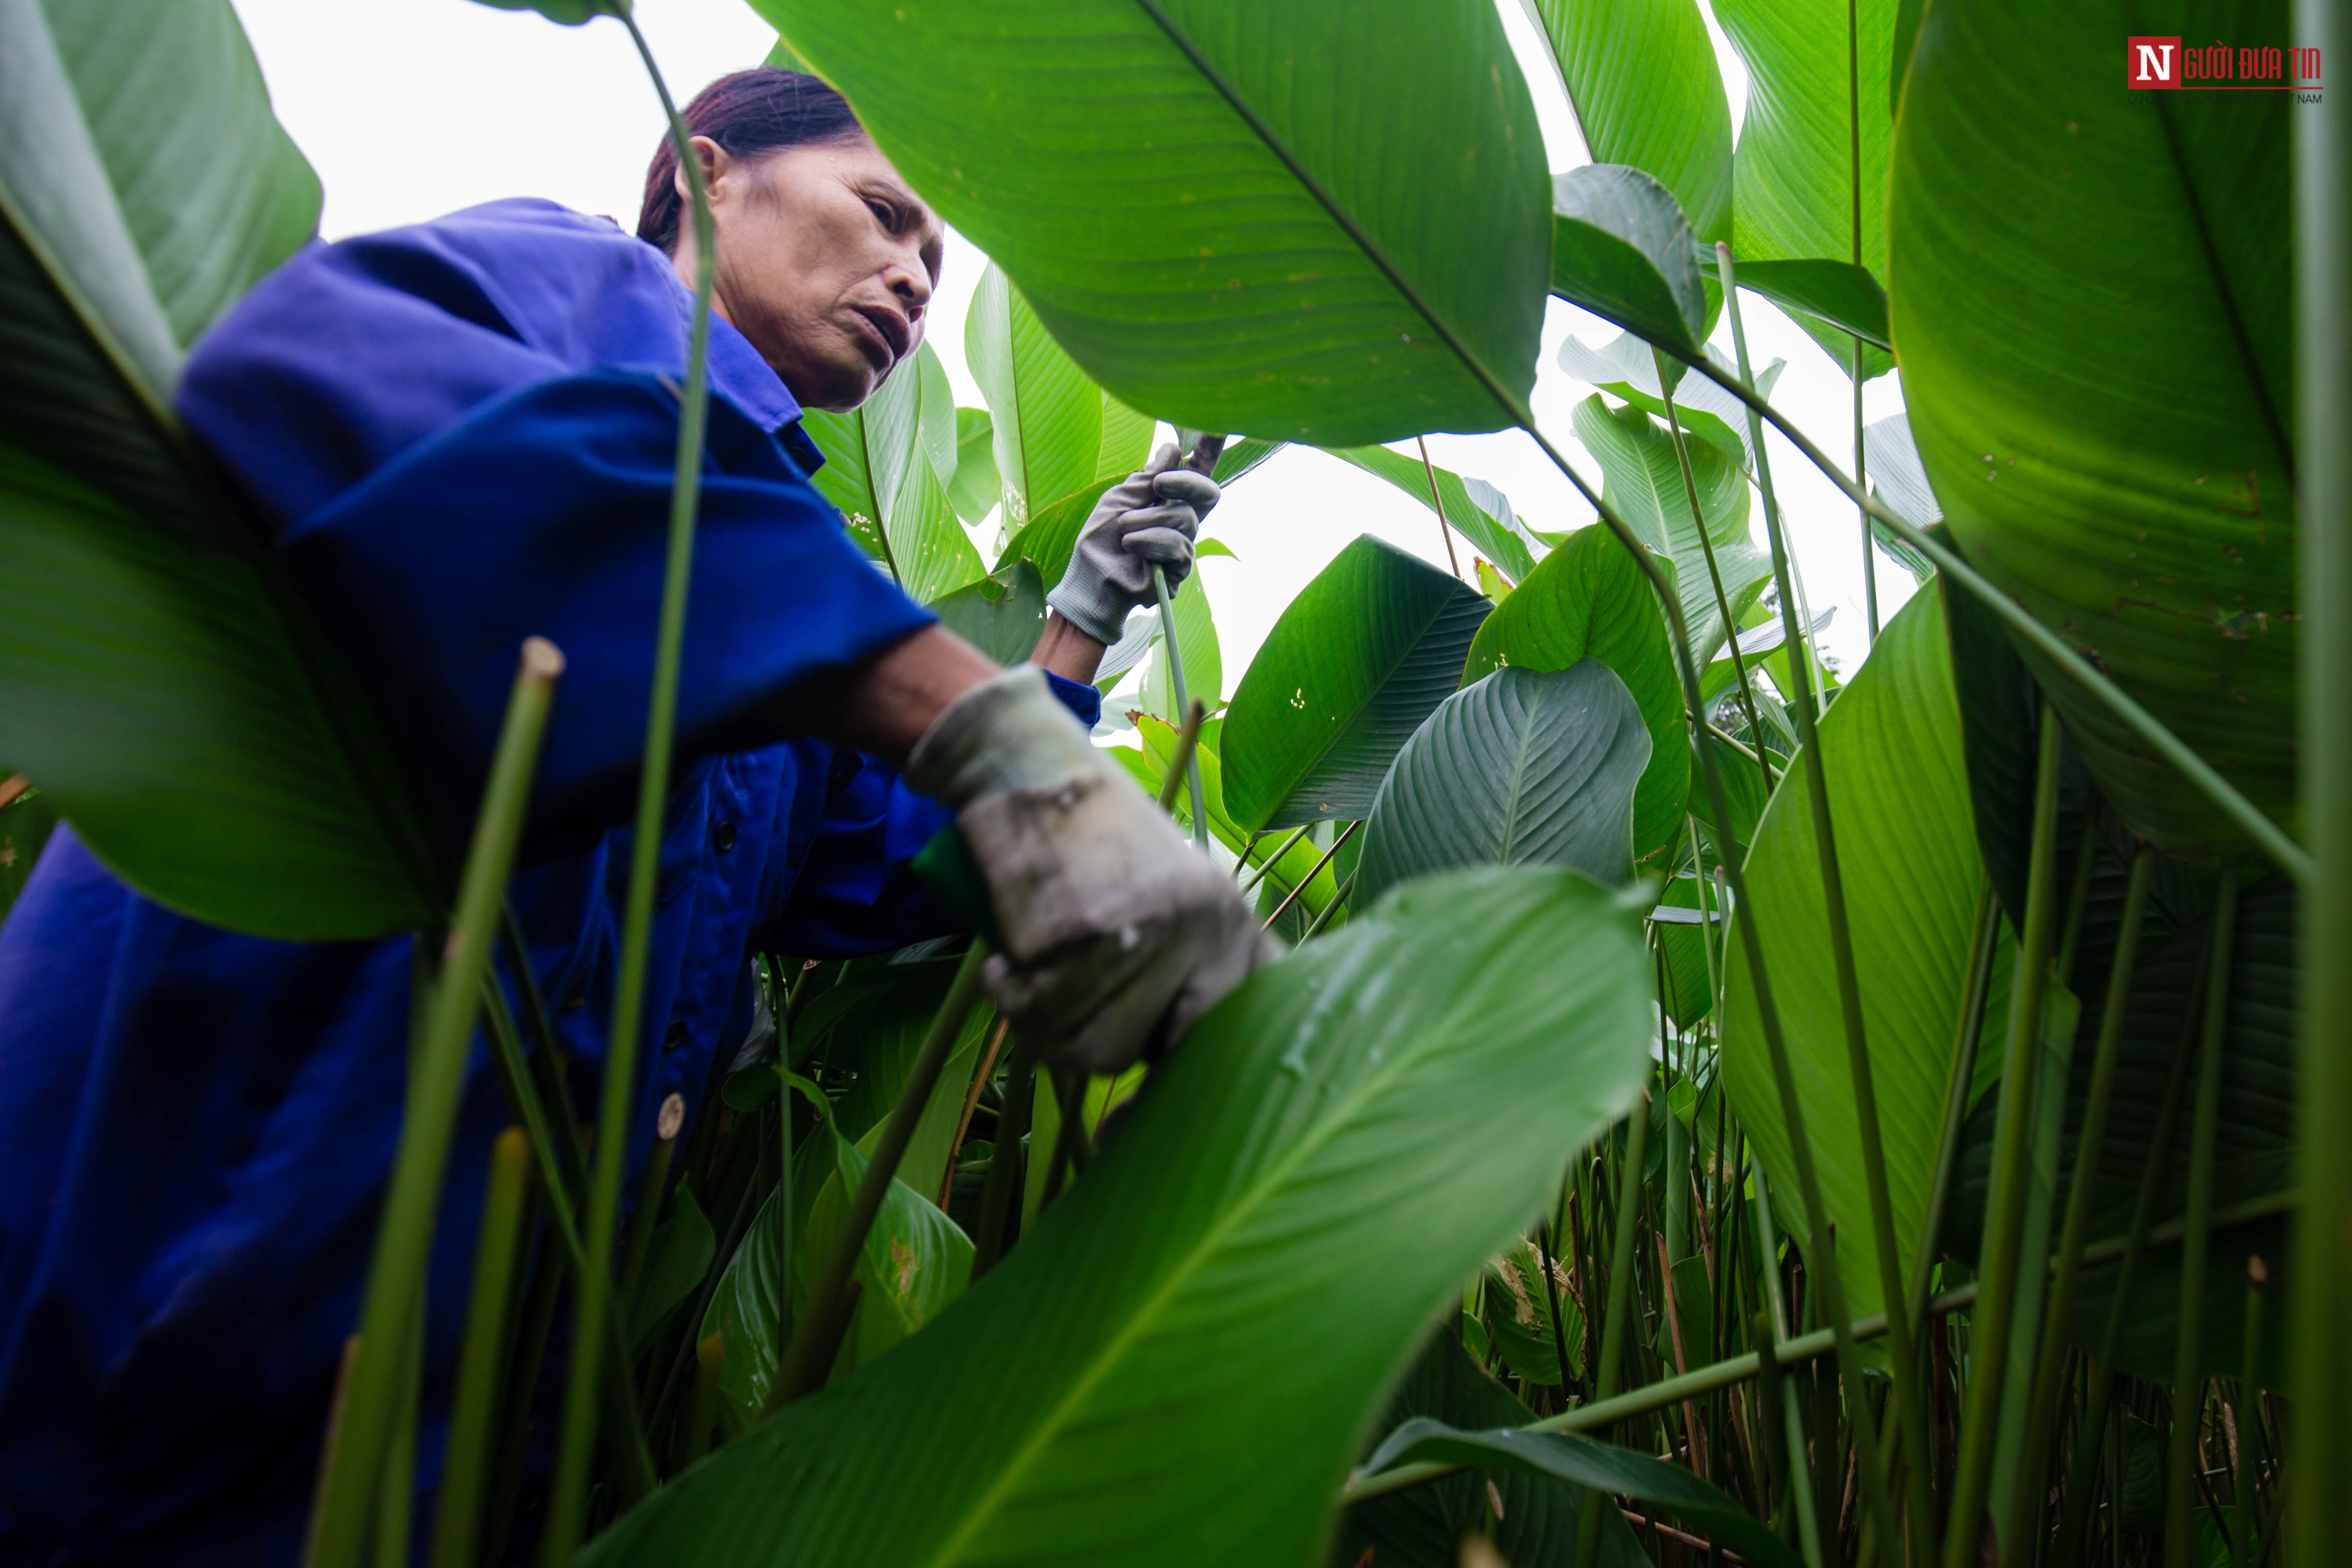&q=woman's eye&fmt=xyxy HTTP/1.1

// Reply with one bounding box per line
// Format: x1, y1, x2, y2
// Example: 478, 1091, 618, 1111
866, 199, 896, 228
